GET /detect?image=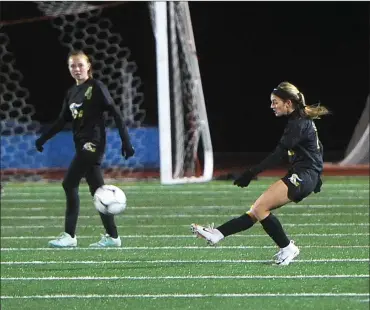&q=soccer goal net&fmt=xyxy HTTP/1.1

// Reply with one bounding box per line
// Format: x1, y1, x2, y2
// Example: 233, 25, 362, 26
339, 95, 369, 166
0, 1, 213, 184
